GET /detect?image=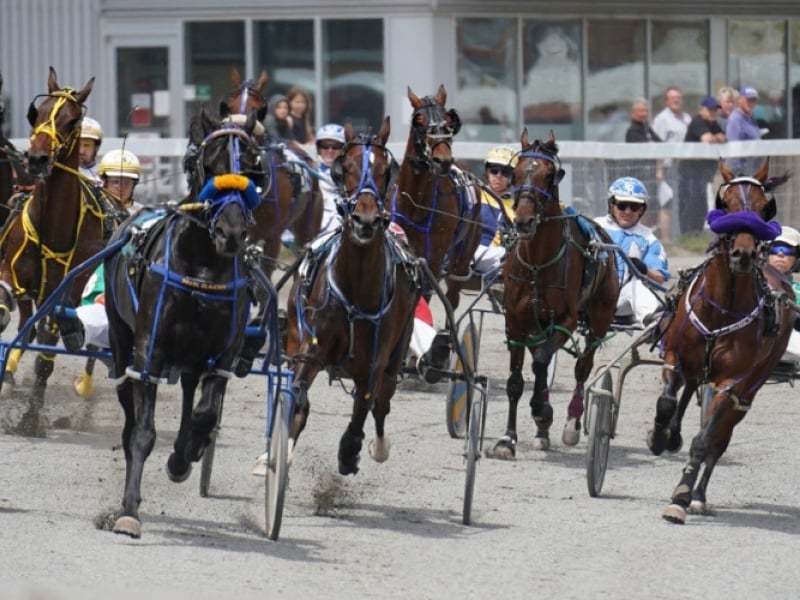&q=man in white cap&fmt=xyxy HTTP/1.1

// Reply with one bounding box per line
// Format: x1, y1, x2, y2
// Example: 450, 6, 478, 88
726, 85, 762, 175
